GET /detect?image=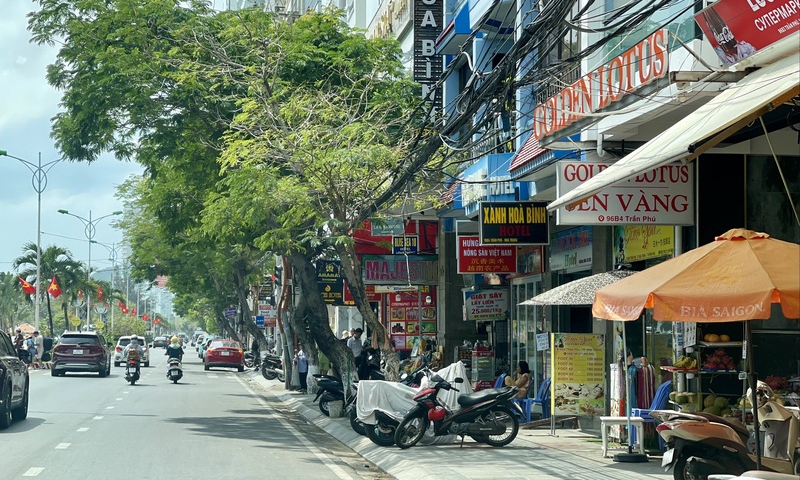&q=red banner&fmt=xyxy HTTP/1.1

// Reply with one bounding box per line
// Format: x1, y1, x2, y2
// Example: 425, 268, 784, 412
457, 235, 517, 274
695, 0, 799, 67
